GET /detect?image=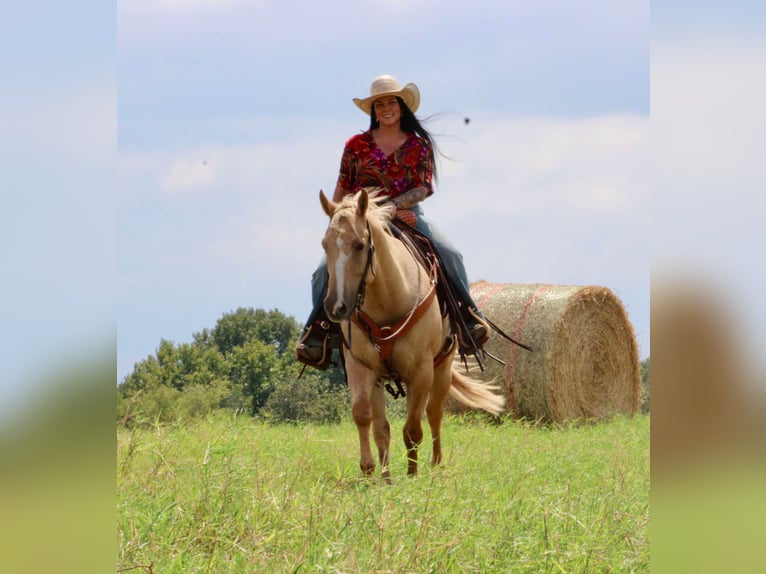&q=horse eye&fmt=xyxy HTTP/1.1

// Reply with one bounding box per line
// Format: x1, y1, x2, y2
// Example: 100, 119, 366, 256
355, 242, 365, 252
